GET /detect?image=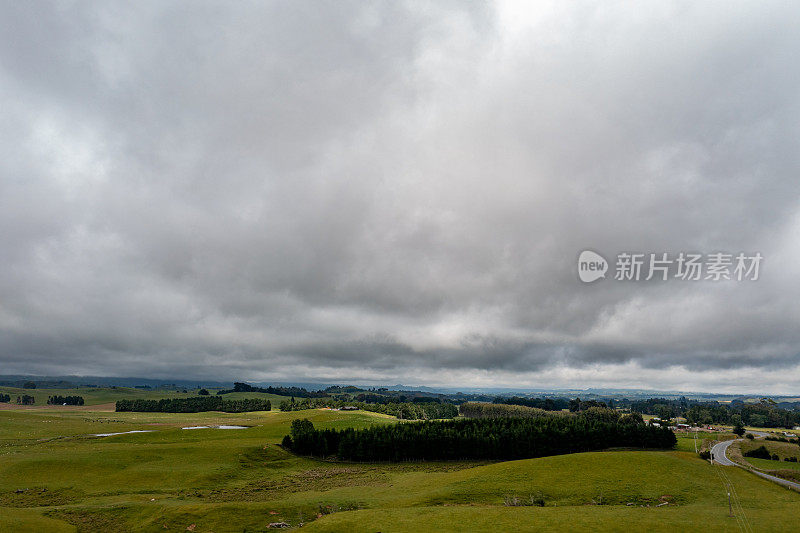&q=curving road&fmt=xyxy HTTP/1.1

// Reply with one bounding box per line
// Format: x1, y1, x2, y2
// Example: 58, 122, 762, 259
749, 468, 800, 492
710, 439, 738, 466
711, 438, 800, 492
